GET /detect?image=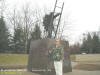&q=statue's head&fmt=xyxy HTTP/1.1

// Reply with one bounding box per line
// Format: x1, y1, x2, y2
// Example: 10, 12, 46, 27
56, 38, 60, 46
